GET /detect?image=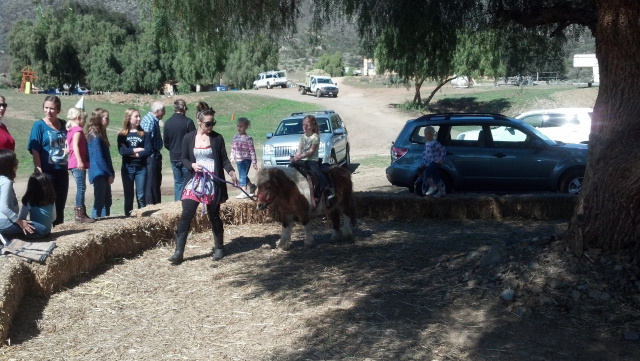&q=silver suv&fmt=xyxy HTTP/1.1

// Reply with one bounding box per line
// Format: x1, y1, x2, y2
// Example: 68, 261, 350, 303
262, 110, 350, 167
